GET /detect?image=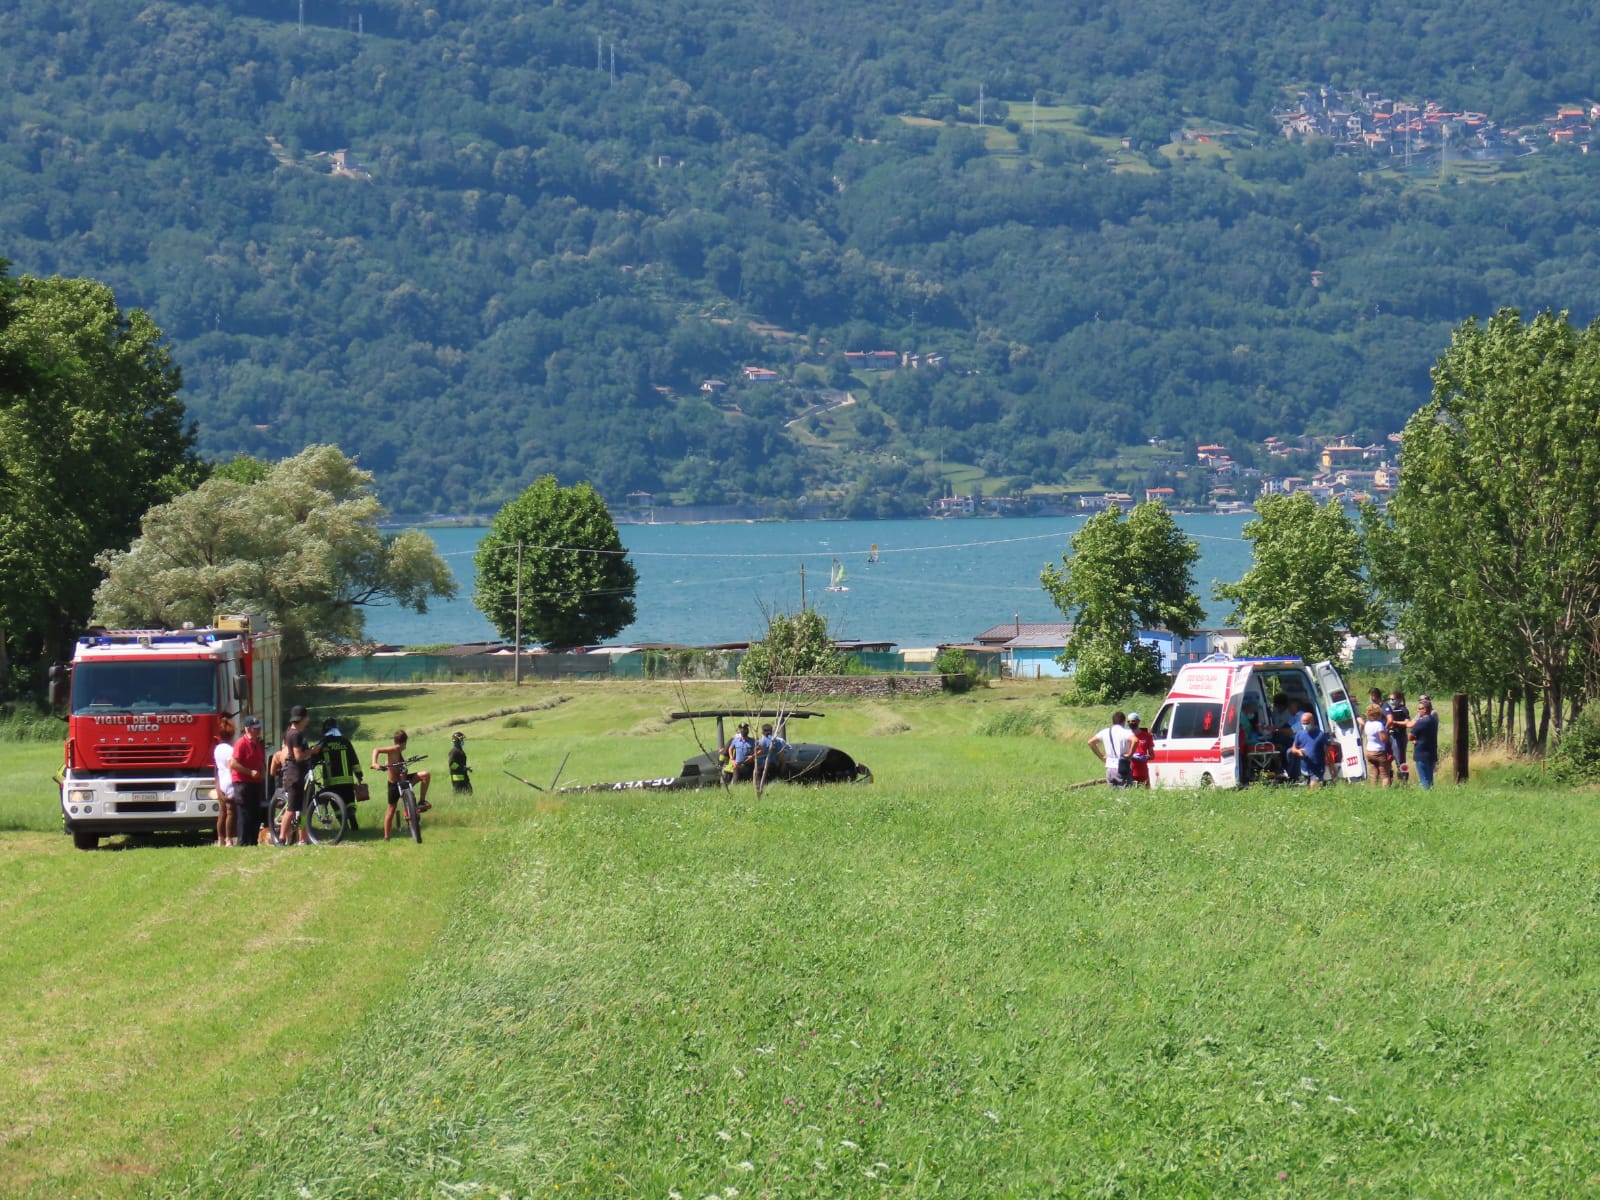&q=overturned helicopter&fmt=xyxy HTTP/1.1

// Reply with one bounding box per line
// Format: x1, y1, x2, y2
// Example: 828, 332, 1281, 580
508, 710, 872, 794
